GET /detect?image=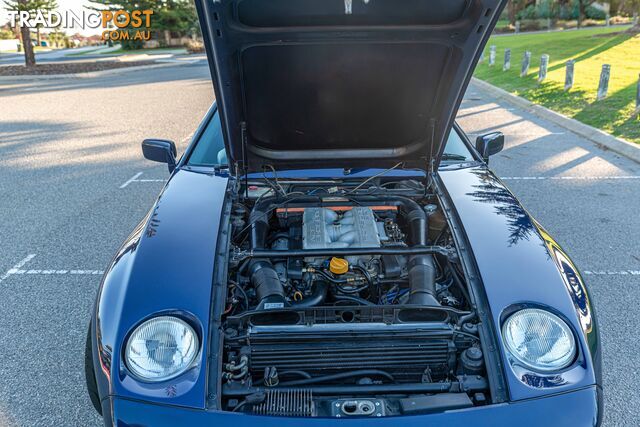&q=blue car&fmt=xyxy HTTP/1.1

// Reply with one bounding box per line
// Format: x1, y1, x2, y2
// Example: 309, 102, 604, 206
85, 0, 602, 425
